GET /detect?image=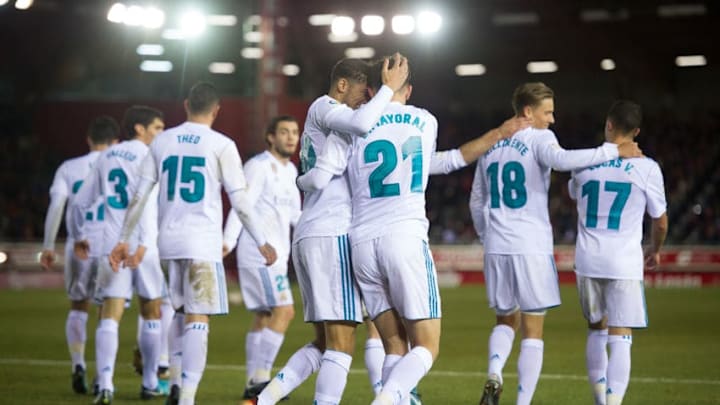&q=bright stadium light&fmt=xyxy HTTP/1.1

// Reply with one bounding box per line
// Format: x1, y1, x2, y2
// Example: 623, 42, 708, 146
136, 44, 164, 56
246, 15, 262, 26
328, 32, 358, 43
209, 62, 236, 74
140, 60, 173, 72
0, 252, 7, 264
123, 5, 145, 26
14, 0, 33, 10
282, 64, 300, 76
455, 64, 486, 76
107, 3, 126, 22
180, 10, 206, 38
392, 15, 415, 35
143, 7, 165, 29
244, 31, 263, 43
417, 11, 442, 34
361, 15, 384, 36
241, 47, 264, 59
600, 58, 616, 71
308, 14, 335, 26
207, 14, 238, 26
675, 55, 706, 67
0, 0, 9, 6
161, 28, 185, 40
345, 47, 375, 59
331, 16, 355, 36
527, 61, 558, 73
